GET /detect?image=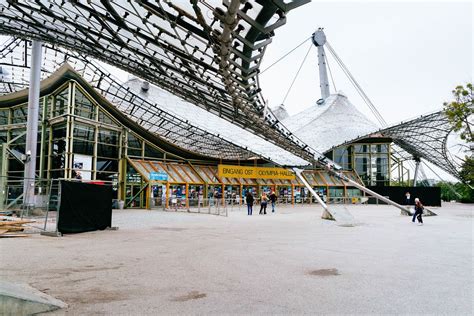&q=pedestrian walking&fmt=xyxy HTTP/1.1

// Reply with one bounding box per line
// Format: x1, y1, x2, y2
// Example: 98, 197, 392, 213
405, 192, 411, 205
259, 192, 268, 215
269, 191, 277, 213
412, 197, 424, 225
245, 191, 254, 215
